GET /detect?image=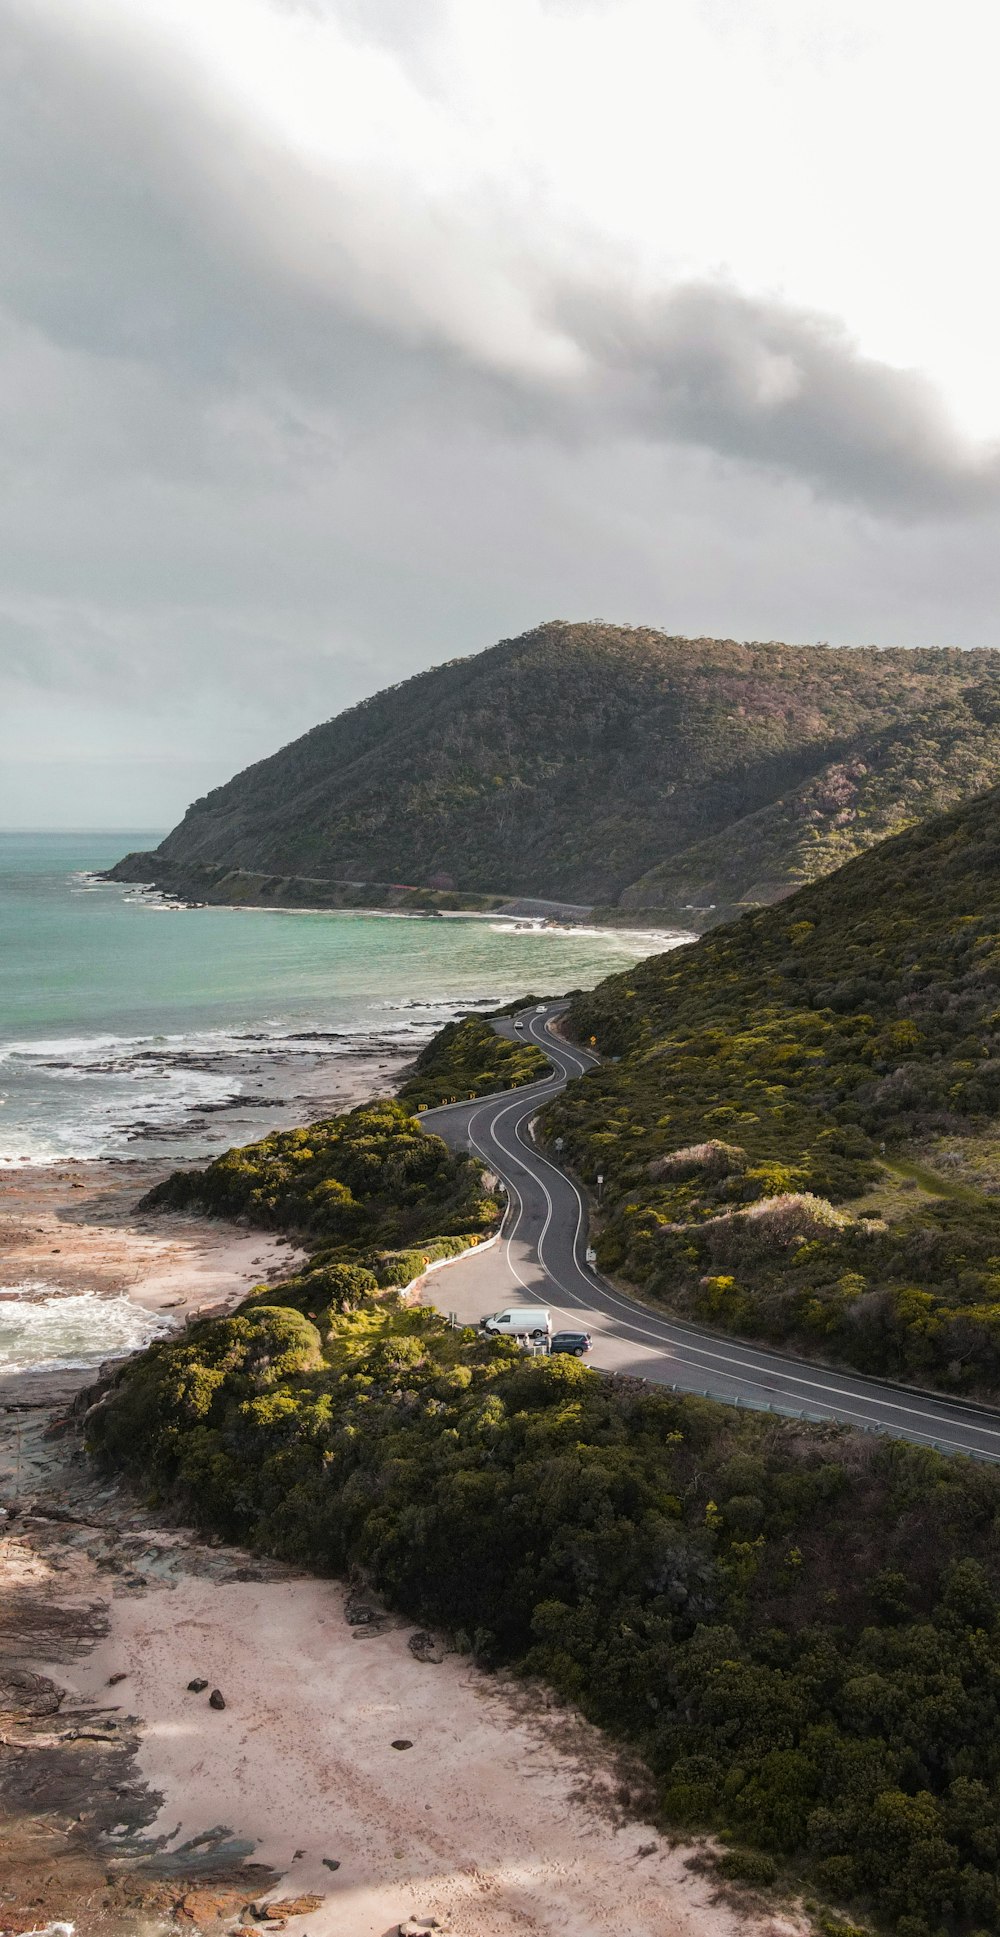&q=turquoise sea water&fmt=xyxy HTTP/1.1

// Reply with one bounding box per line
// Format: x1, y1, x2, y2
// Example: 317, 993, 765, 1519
0, 832, 685, 1165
